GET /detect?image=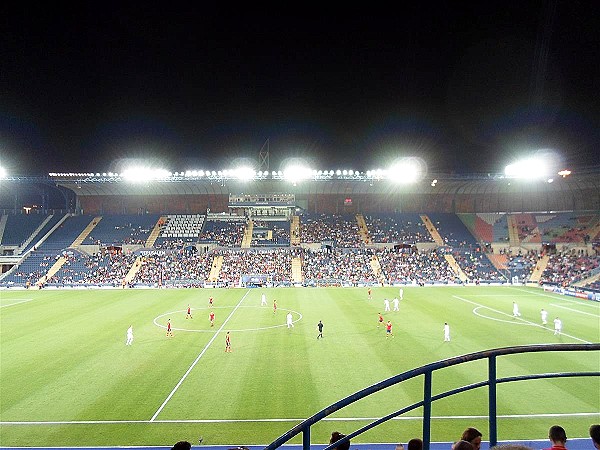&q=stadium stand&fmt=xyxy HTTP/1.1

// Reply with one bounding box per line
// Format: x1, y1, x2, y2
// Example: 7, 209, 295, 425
300, 213, 362, 247
363, 213, 434, 244
86, 214, 159, 245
